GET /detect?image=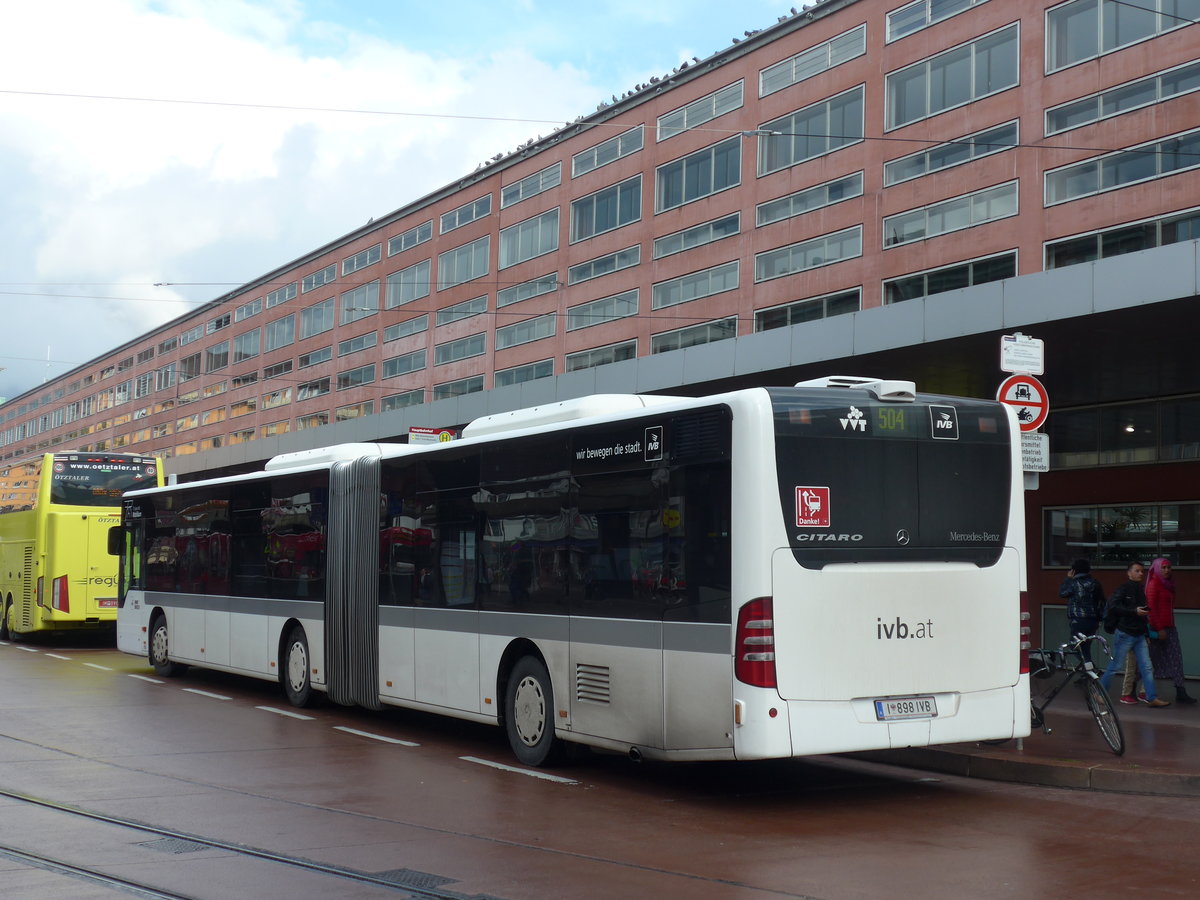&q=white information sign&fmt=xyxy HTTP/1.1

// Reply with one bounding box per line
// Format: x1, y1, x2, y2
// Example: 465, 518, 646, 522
1001, 333, 1045, 375
1021, 432, 1049, 473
